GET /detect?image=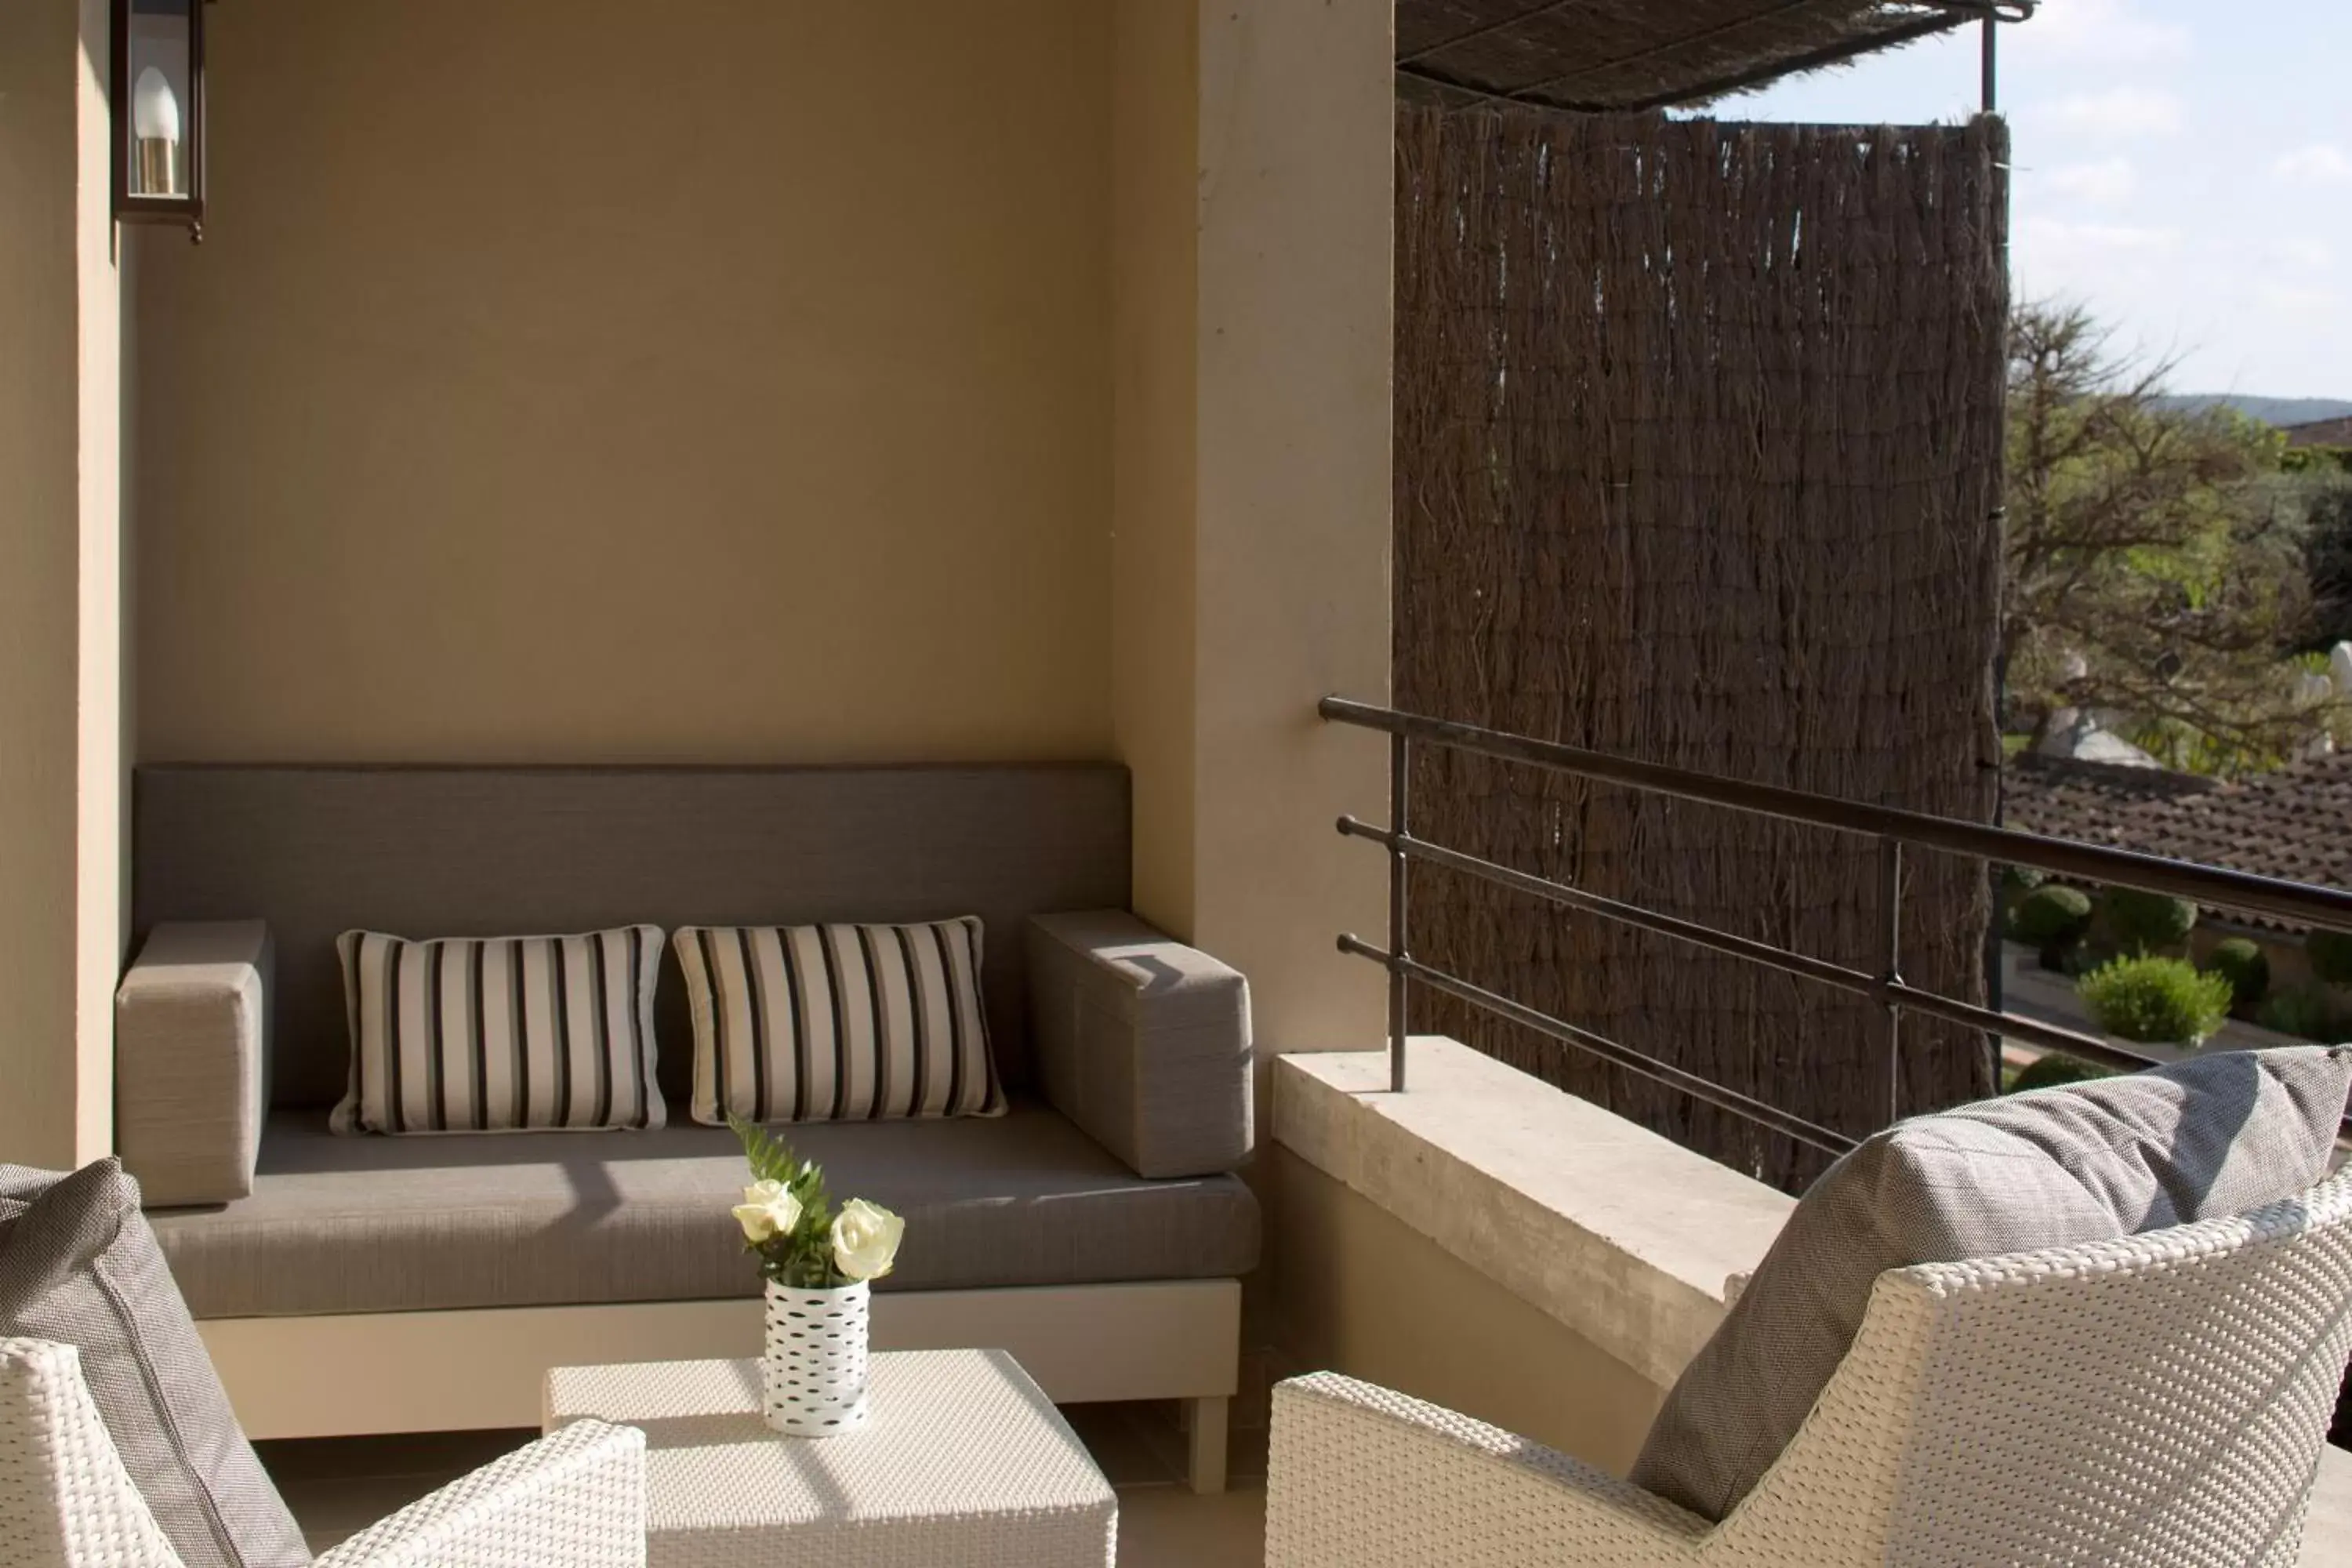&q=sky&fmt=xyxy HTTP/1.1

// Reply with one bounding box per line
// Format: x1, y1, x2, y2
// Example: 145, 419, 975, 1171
1716, 0, 2352, 401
